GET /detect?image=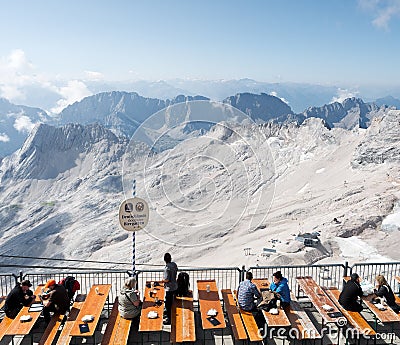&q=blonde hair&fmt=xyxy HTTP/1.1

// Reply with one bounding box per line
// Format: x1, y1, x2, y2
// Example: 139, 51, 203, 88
375, 275, 387, 286
124, 277, 136, 289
